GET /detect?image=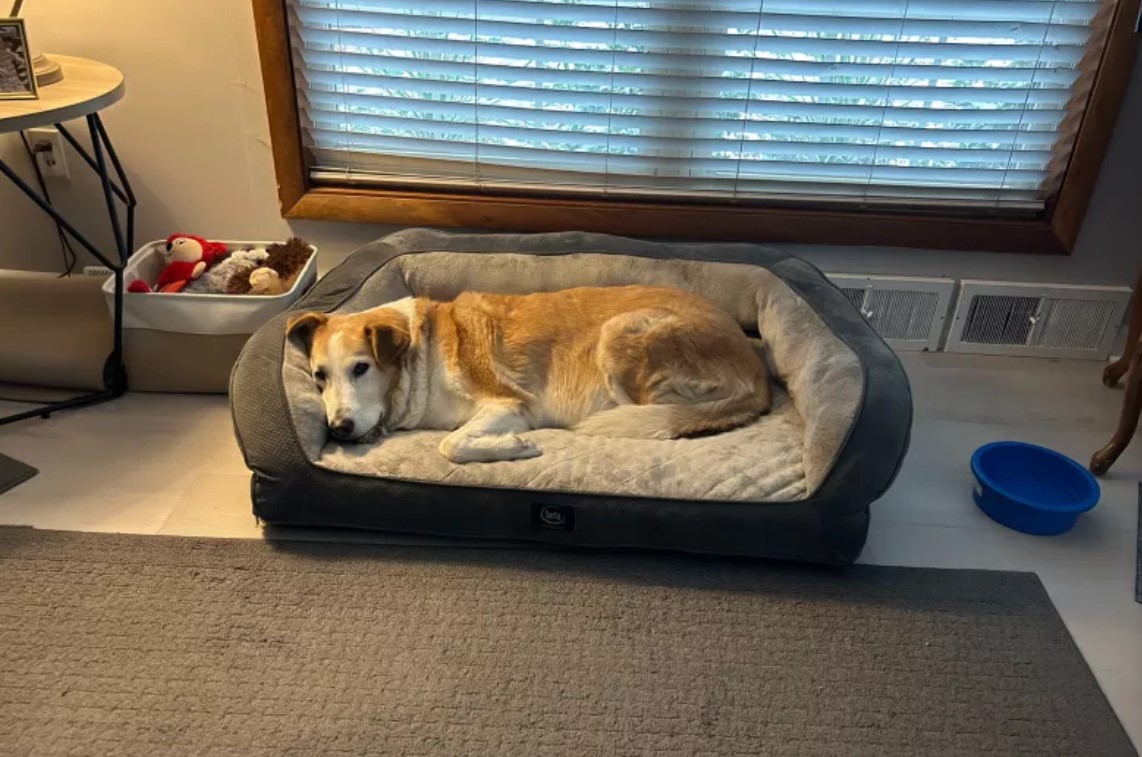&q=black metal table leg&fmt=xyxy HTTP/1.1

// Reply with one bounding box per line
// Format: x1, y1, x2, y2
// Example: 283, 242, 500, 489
0, 113, 136, 427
